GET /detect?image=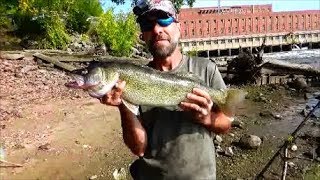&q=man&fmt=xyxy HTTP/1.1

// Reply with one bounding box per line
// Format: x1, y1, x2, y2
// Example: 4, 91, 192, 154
101, 0, 231, 179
